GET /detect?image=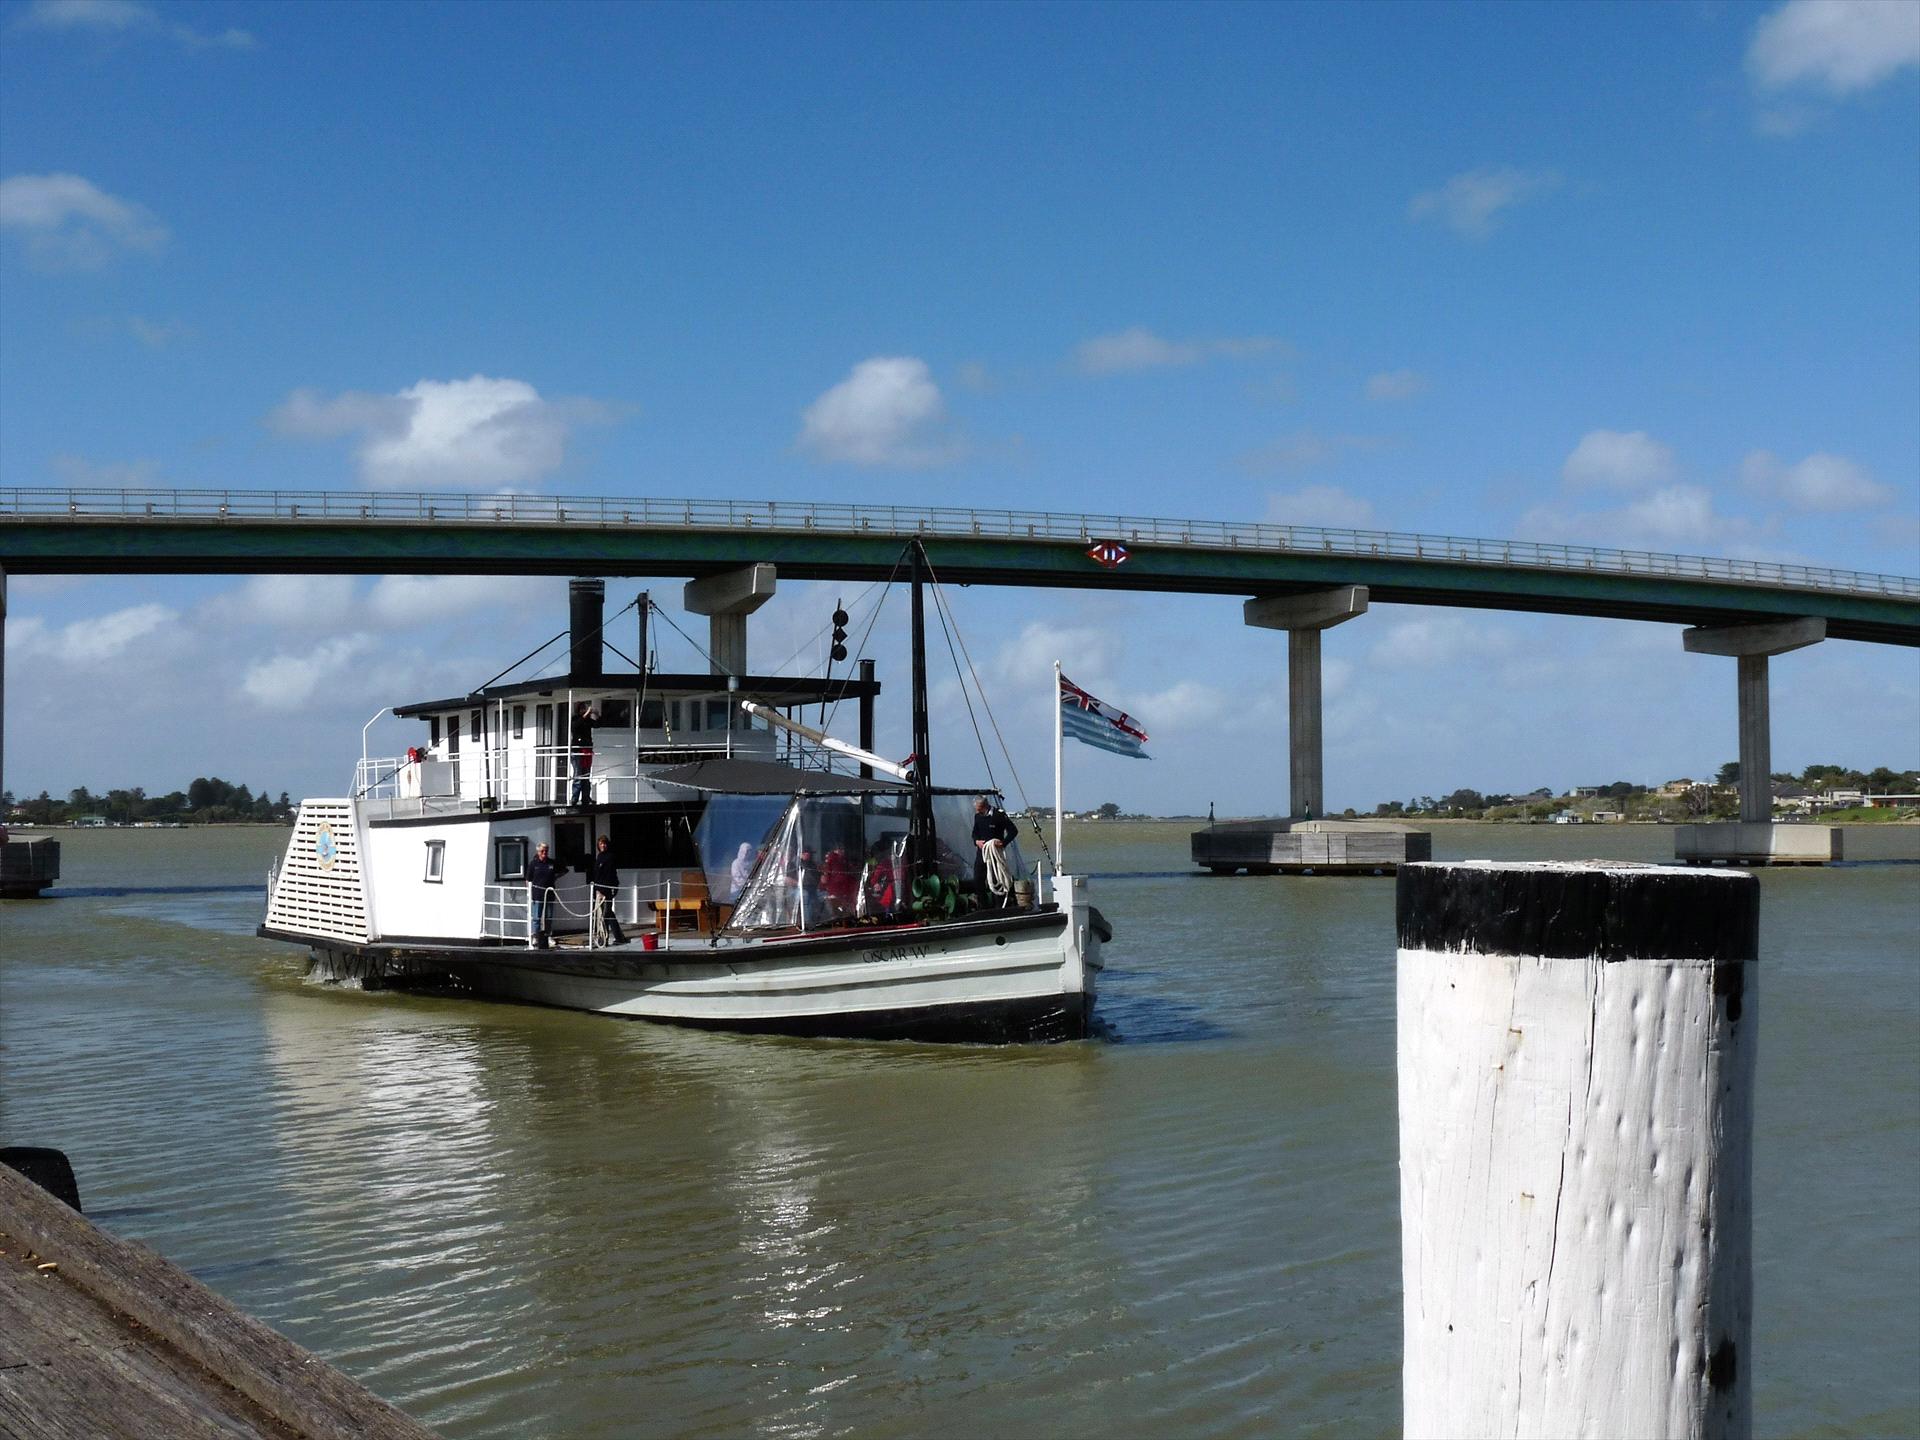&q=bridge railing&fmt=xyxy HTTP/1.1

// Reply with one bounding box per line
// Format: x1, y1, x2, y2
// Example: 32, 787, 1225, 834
4, 485, 1915, 599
